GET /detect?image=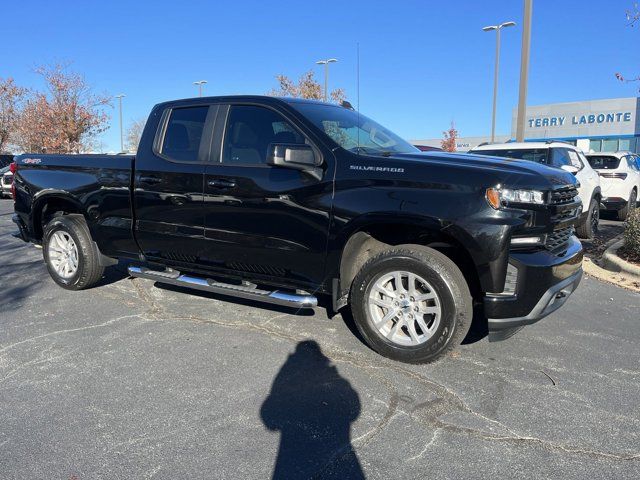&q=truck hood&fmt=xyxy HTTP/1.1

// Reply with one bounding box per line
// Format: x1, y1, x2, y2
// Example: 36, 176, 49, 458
377, 151, 578, 191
